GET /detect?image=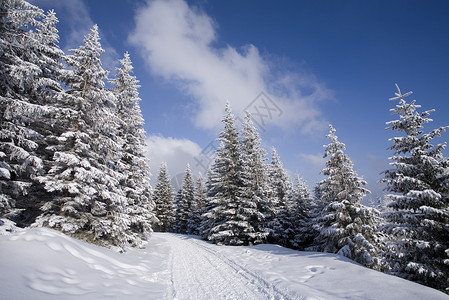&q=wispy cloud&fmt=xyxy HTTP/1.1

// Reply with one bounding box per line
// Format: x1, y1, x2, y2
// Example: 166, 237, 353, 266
298, 152, 326, 169
145, 135, 203, 187
294, 152, 326, 188
129, 0, 333, 134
